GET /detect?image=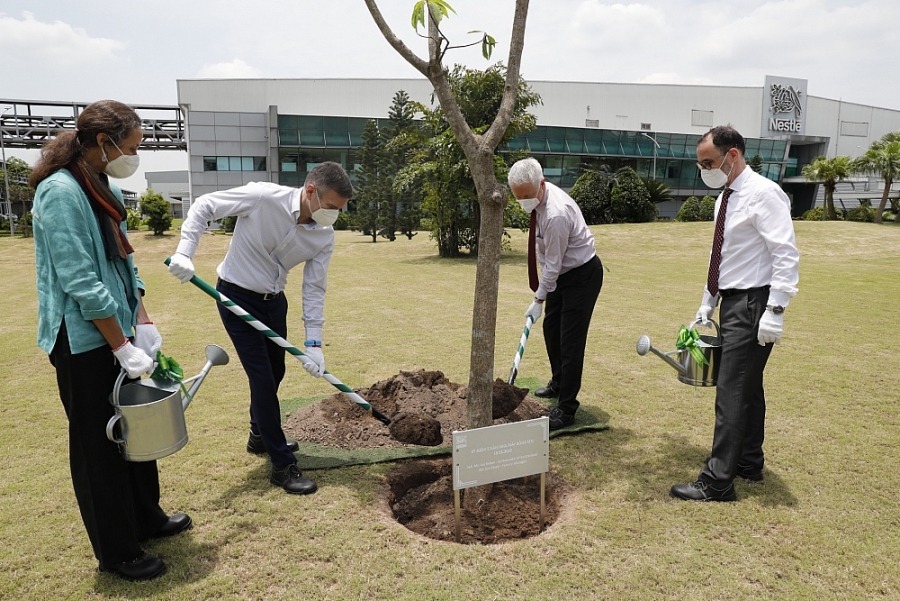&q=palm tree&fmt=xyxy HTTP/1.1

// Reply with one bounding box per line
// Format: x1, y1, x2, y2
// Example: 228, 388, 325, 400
851, 137, 900, 224
802, 155, 852, 220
